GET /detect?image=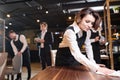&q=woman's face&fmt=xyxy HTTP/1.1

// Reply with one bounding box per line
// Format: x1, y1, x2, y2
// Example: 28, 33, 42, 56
78, 14, 95, 32
9, 33, 16, 40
